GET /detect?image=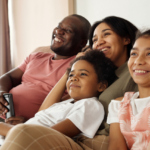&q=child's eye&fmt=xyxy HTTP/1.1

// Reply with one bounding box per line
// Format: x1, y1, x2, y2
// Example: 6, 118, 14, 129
147, 53, 150, 56
130, 52, 137, 56
80, 73, 87, 76
69, 74, 74, 77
